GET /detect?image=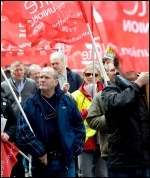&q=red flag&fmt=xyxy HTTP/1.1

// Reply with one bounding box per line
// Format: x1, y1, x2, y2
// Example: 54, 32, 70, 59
1, 15, 51, 51
2, 1, 91, 47
93, 1, 149, 72
1, 16, 31, 50
1, 141, 19, 177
